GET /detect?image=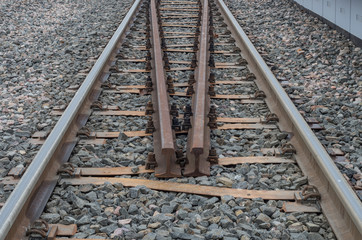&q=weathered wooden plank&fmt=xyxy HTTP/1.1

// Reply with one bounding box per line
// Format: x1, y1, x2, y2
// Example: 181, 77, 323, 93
219, 156, 295, 165
49, 224, 77, 236
282, 202, 321, 213
92, 110, 146, 116
79, 166, 153, 176
218, 123, 277, 130
60, 177, 298, 200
